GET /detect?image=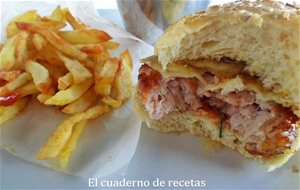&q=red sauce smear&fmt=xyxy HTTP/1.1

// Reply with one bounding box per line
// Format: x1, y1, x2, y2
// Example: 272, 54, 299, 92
138, 64, 162, 103
0, 94, 19, 106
